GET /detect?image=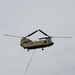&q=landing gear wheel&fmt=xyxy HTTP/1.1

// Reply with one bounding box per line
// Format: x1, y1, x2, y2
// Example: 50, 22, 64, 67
42, 48, 44, 50
23, 47, 25, 49
28, 50, 29, 52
